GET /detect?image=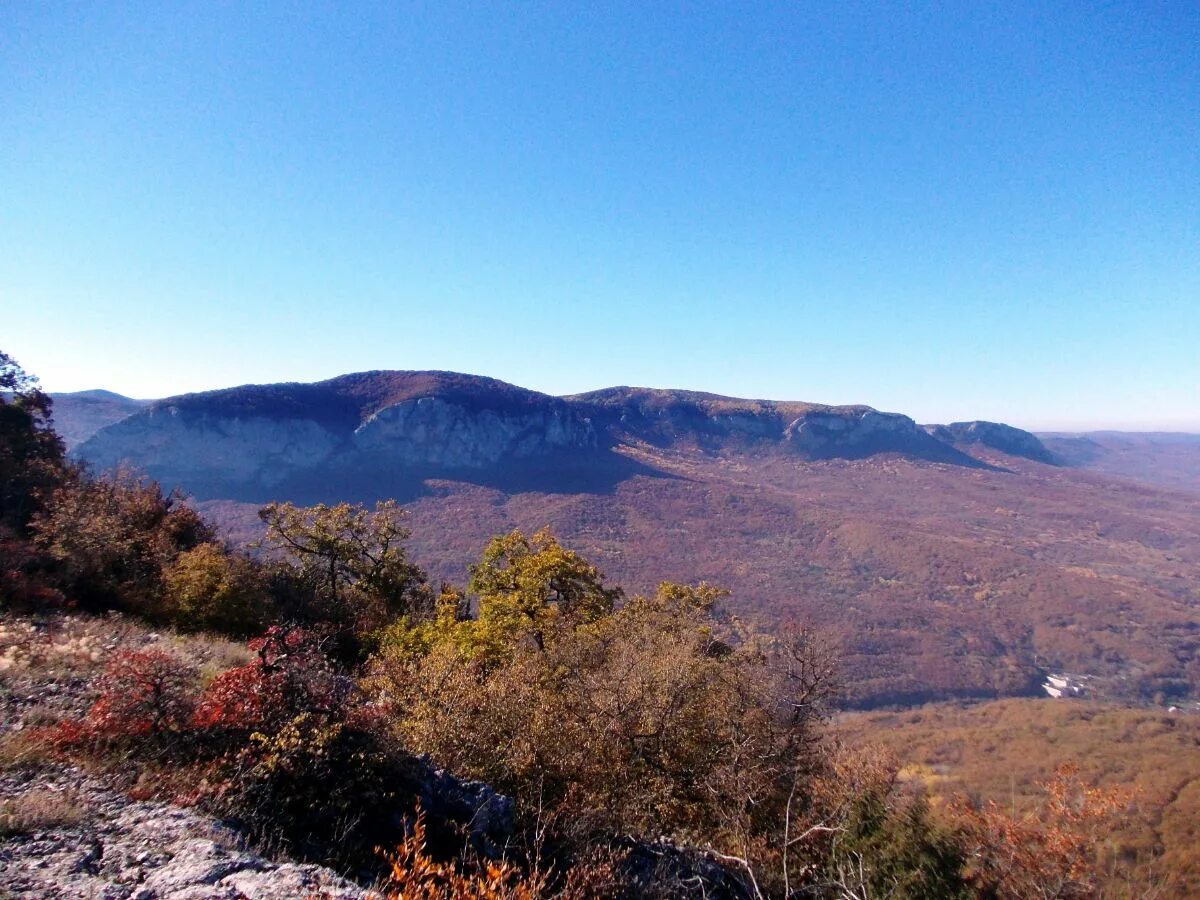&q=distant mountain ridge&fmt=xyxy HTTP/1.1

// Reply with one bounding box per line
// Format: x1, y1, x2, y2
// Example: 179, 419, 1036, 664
58, 372, 1200, 497
69, 370, 1055, 500
49, 389, 149, 448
